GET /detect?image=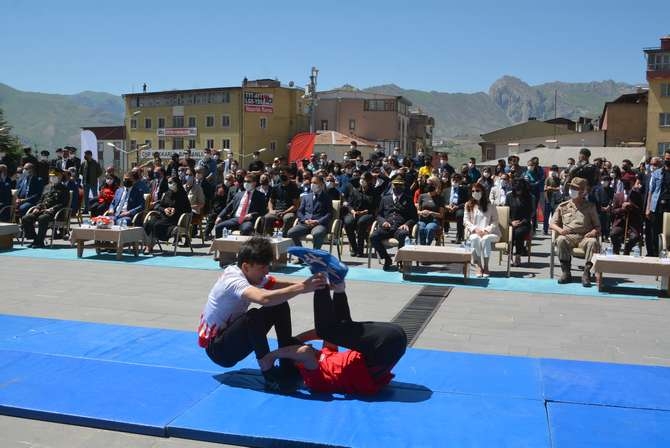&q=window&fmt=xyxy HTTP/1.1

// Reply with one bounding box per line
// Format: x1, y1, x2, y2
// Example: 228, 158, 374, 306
649, 53, 670, 71
349, 119, 356, 131
206, 139, 214, 149
158, 117, 165, 128
158, 139, 165, 149
260, 117, 267, 129
660, 113, 670, 127
221, 115, 231, 128
222, 91, 230, 103
173, 116, 184, 128
130, 119, 137, 129
188, 116, 196, 127
173, 138, 184, 150
662, 84, 670, 97
660, 142, 670, 155
206, 115, 215, 127
320, 120, 328, 130
130, 139, 137, 150
144, 118, 152, 129
269, 141, 277, 152
364, 99, 396, 112
188, 139, 196, 149
222, 139, 231, 150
